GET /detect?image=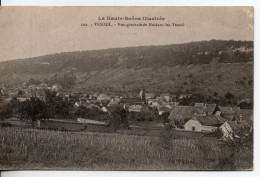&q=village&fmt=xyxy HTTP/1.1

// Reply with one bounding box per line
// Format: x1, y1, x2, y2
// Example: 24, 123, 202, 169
0, 81, 253, 141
